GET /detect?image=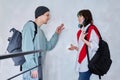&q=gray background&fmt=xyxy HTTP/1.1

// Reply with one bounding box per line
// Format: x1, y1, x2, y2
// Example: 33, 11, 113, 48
0, 0, 120, 80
